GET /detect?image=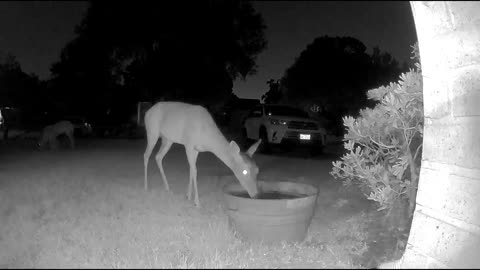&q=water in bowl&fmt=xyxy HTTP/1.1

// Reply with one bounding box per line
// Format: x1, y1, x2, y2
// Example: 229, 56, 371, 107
231, 191, 303, 199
